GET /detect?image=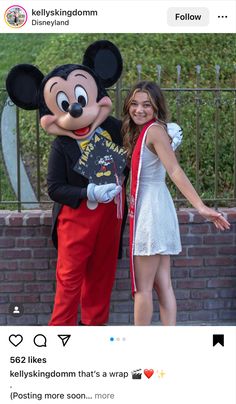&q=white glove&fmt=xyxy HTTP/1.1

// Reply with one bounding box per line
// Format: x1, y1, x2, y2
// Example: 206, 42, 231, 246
87, 183, 122, 203
167, 123, 183, 151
